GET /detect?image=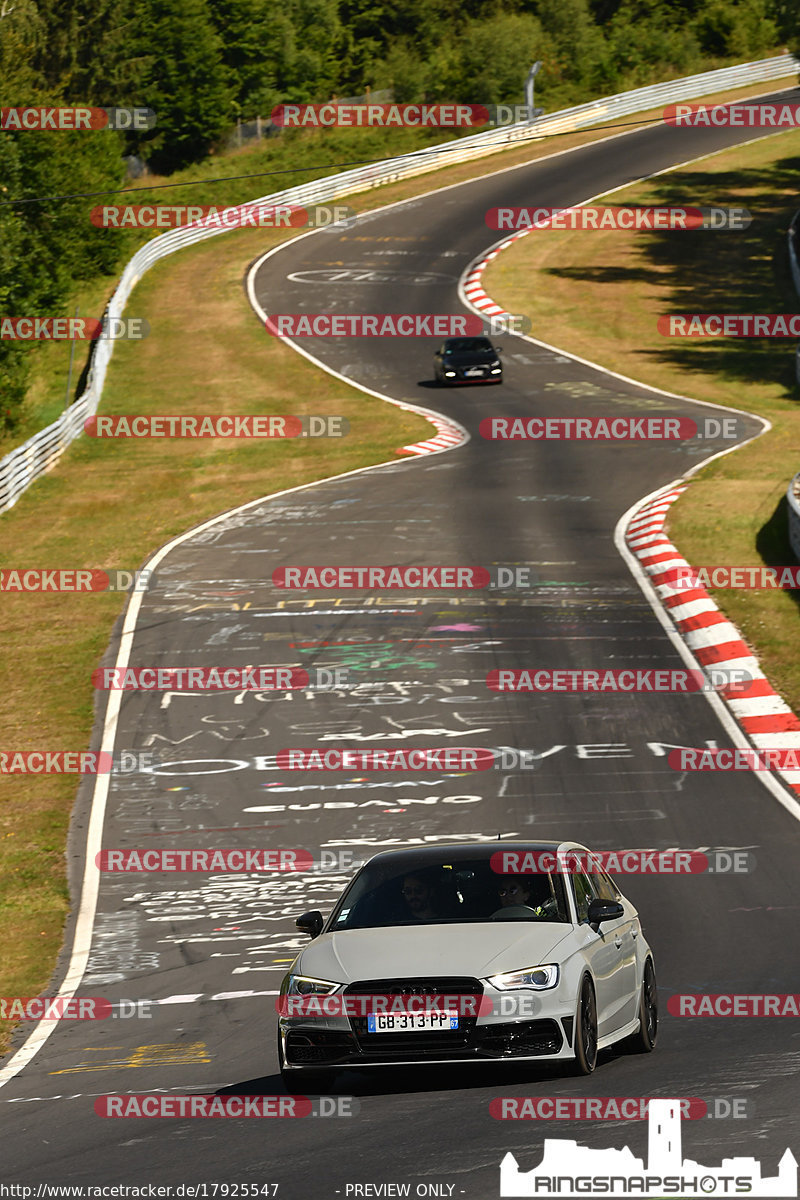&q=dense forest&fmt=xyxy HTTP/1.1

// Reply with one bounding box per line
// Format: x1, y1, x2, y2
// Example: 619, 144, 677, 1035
0, 0, 797, 433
